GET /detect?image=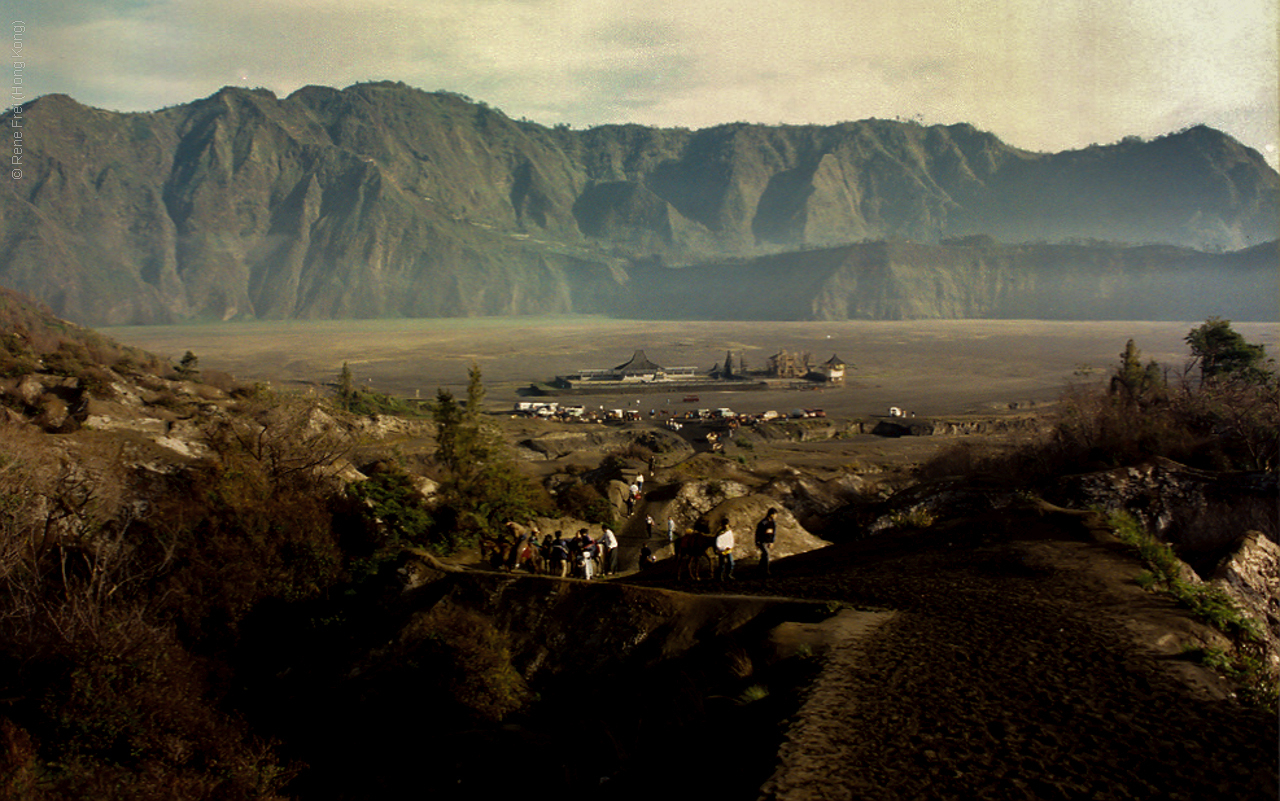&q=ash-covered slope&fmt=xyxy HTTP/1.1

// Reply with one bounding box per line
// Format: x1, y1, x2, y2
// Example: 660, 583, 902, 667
1, 82, 1276, 325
